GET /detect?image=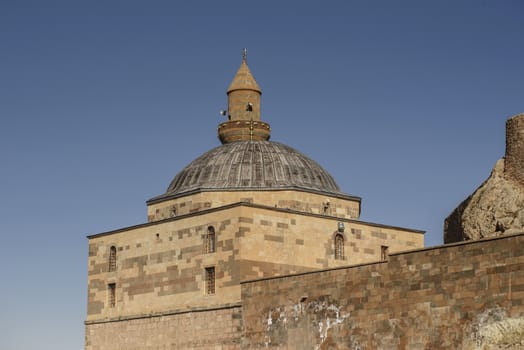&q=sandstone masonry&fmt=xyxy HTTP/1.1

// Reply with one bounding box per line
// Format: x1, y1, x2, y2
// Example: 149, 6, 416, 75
85, 53, 424, 349
241, 232, 524, 350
